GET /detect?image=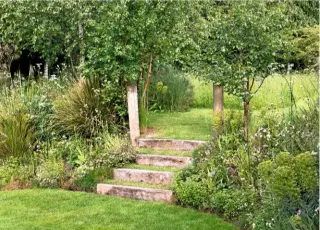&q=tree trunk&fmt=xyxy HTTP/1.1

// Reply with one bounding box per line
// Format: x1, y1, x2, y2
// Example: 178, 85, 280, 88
78, 22, 85, 76
243, 100, 249, 142
141, 53, 153, 106
44, 60, 49, 79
